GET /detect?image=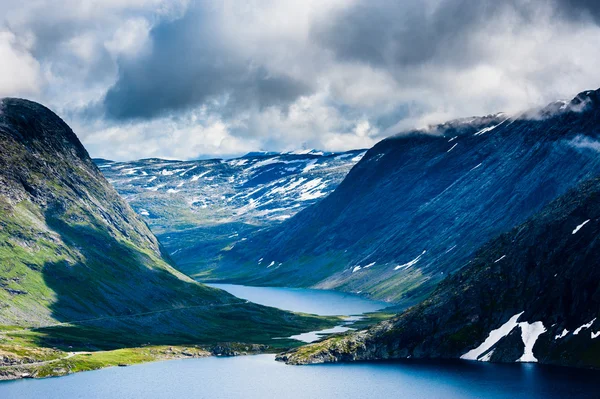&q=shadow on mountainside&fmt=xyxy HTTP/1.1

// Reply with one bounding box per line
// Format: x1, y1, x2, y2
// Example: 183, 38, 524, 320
36, 211, 336, 351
